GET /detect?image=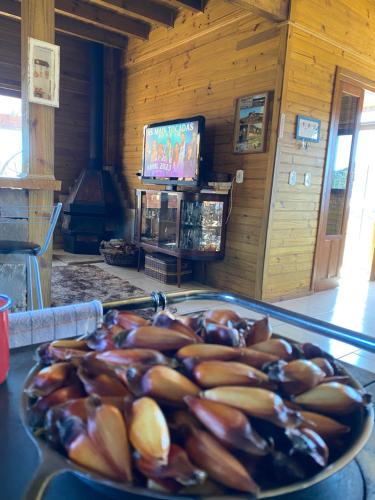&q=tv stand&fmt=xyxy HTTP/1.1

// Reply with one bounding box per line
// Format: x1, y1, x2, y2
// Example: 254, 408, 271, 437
135, 189, 228, 287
